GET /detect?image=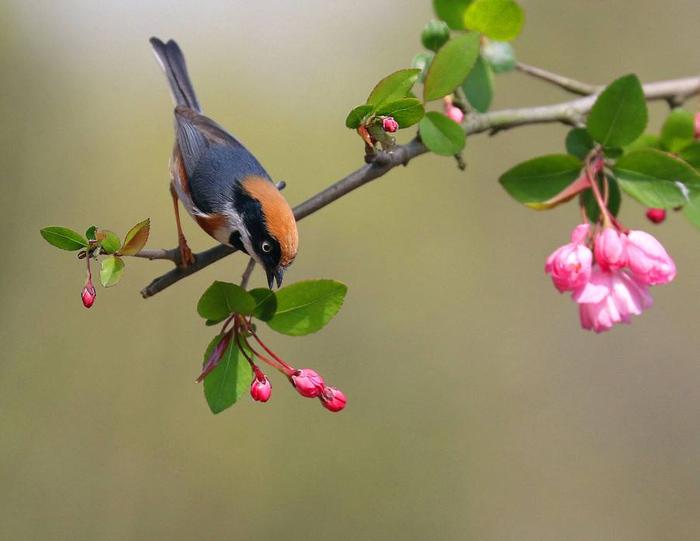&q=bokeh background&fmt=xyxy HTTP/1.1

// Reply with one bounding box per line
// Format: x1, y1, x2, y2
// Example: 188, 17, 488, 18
2, 1, 700, 539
